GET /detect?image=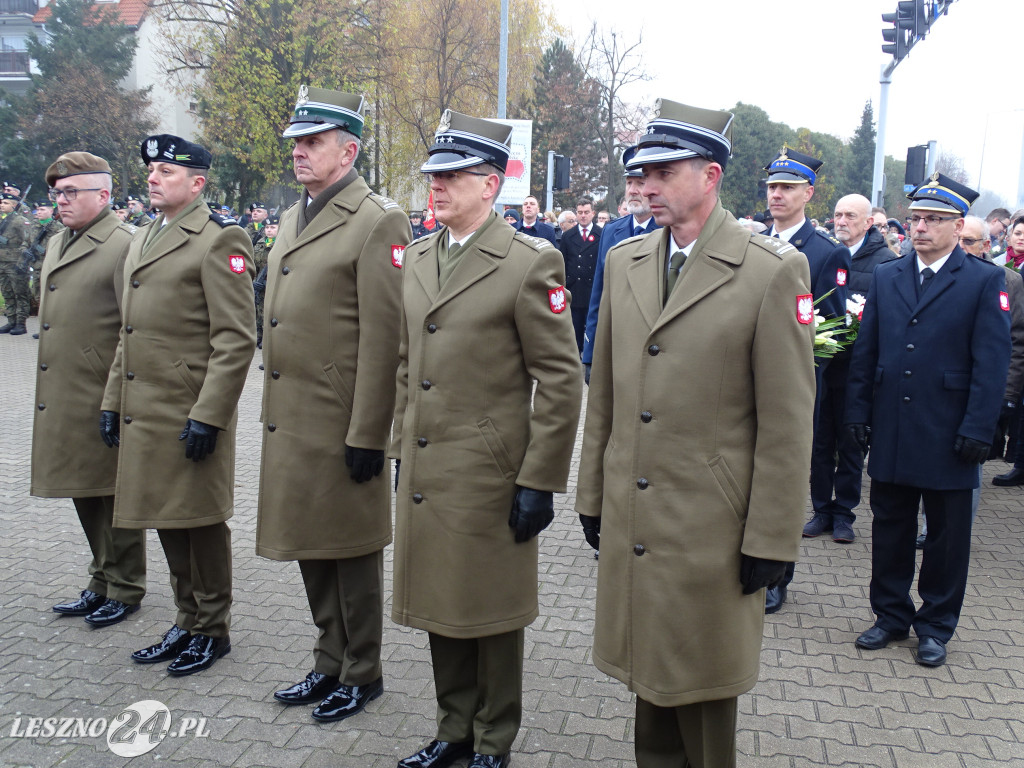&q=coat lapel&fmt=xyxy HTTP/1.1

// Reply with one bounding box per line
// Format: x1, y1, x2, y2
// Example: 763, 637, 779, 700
409, 233, 442, 304
626, 230, 667, 331
430, 223, 508, 312
914, 247, 963, 313
50, 210, 118, 273
893, 256, 917, 311
282, 178, 371, 257
134, 202, 208, 272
